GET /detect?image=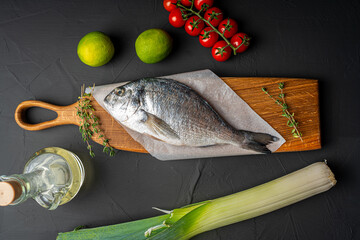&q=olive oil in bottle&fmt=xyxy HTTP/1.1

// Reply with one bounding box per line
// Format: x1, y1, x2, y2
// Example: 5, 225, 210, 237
0, 147, 85, 210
